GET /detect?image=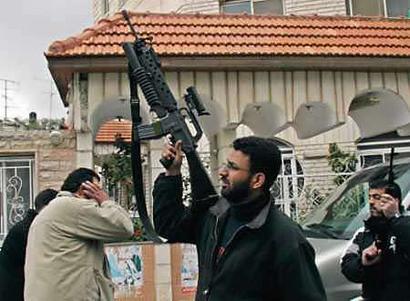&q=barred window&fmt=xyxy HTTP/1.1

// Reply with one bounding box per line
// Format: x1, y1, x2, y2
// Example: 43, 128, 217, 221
222, 0, 283, 15
348, 0, 410, 17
